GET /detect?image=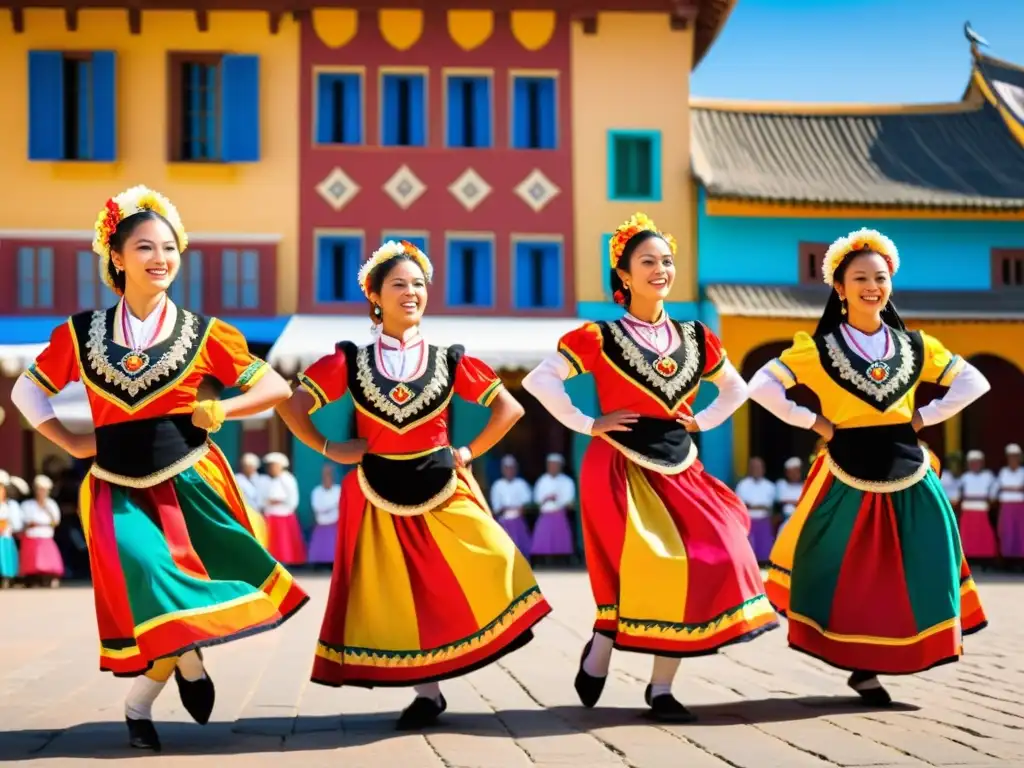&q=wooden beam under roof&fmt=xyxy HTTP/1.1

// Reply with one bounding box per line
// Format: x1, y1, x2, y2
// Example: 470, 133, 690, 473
0, 0, 695, 12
